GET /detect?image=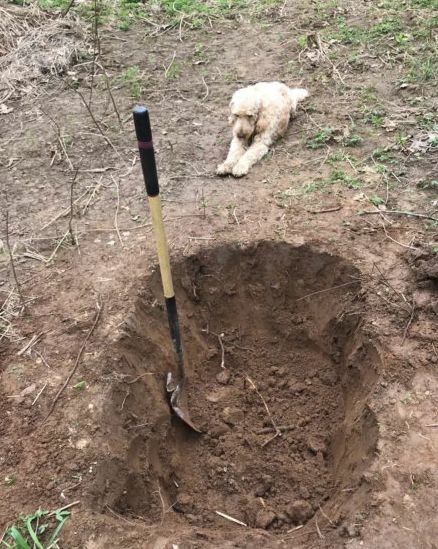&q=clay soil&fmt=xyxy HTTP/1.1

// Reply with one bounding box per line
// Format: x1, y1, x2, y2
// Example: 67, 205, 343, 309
0, 1, 437, 548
